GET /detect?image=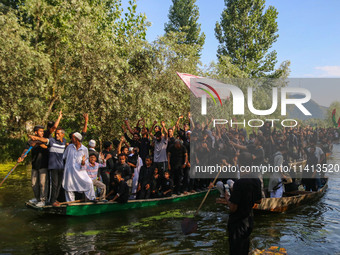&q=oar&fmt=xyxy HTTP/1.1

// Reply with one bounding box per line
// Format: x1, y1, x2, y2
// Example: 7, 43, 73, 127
0, 146, 33, 187
181, 170, 222, 235
59, 199, 83, 205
